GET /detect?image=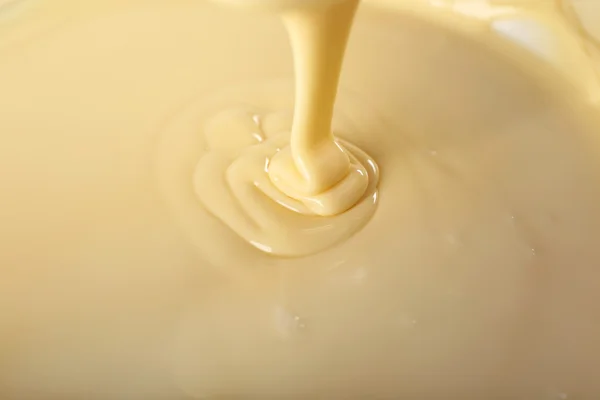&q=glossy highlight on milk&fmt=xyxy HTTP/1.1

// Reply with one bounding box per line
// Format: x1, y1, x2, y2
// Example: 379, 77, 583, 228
192, 0, 380, 256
